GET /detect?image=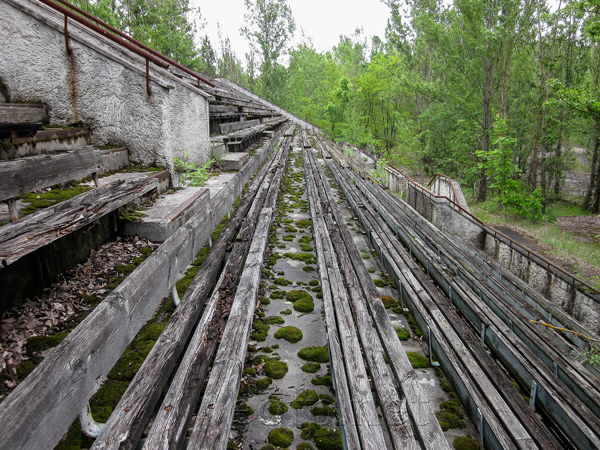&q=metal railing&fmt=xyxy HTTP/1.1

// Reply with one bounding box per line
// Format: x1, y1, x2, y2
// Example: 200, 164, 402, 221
332, 142, 600, 295
37, 0, 215, 94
